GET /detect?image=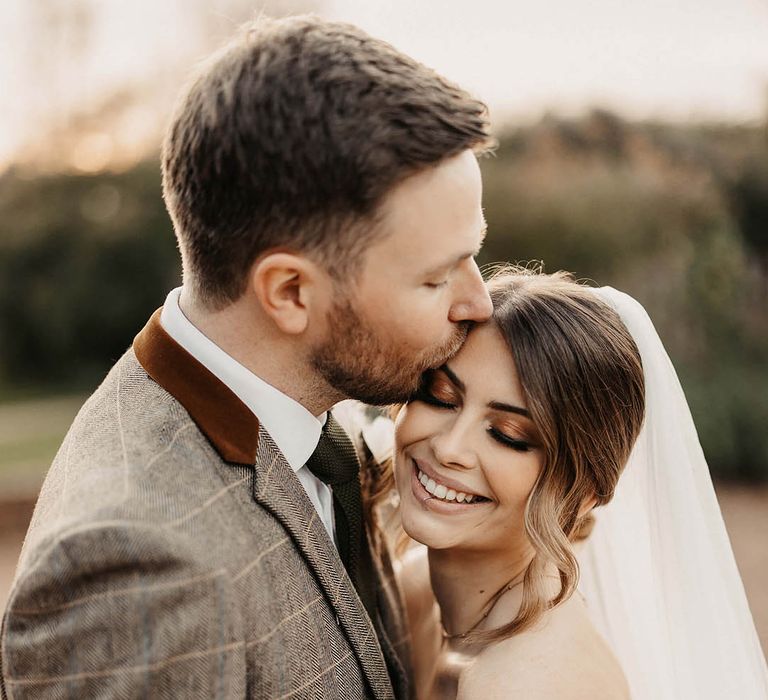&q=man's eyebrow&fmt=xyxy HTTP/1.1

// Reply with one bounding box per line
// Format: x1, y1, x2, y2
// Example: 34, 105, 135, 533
423, 221, 488, 277
478, 220, 488, 247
